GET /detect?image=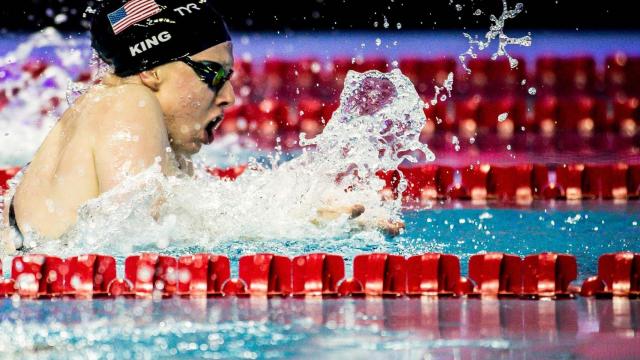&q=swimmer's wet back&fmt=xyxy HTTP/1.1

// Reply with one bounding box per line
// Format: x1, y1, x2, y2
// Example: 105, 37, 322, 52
90, 0, 231, 76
